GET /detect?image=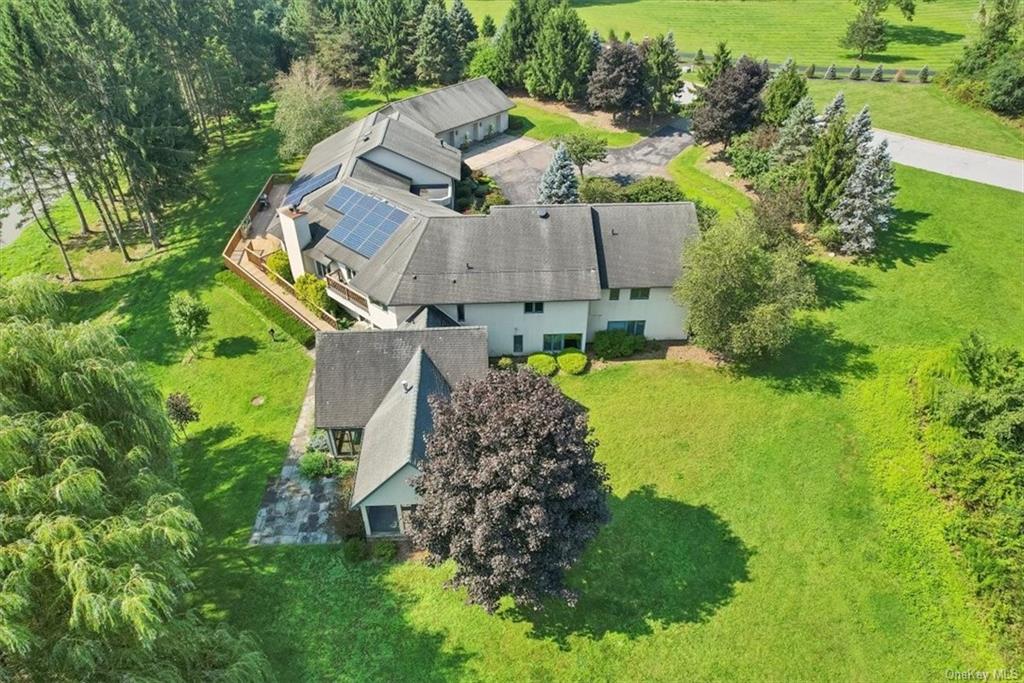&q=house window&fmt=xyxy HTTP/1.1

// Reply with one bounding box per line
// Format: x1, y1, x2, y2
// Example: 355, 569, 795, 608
608, 320, 646, 336
513, 334, 523, 354
608, 288, 620, 301
543, 333, 582, 352
630, 288, 650, 300
456, 304, 465, 322
314, 261, 328, 277
366, 506, 399, 535
524, 302, 544, 314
